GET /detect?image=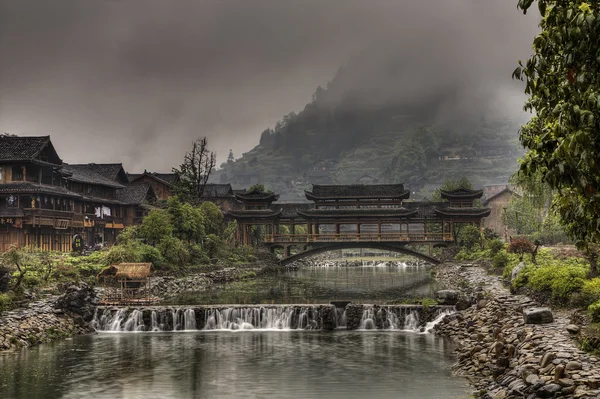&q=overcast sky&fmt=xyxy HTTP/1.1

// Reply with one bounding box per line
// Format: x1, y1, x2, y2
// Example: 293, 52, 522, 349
0, 0, 539, 172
